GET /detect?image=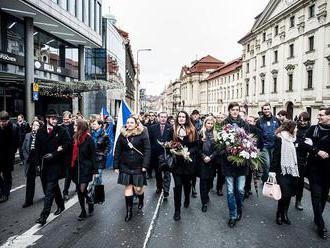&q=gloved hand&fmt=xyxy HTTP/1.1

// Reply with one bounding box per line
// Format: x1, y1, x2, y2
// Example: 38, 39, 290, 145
43, 153, 54, 160
269, 172, 276, 178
